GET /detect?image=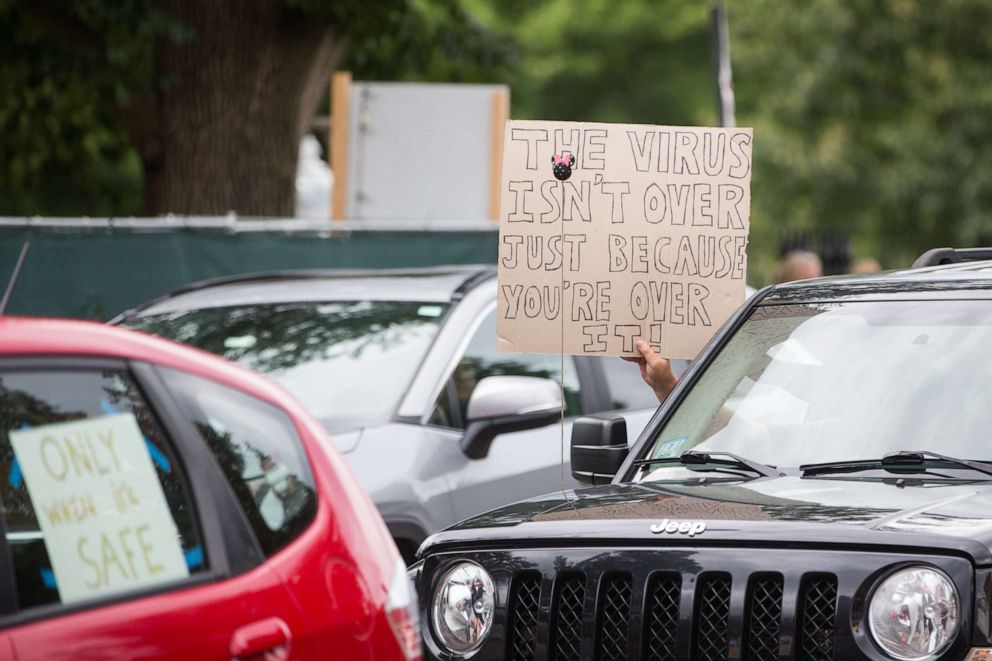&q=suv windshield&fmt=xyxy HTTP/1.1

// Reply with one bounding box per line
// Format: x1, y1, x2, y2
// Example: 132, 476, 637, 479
130, 301, 448, 432
638, 300, 992, 481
